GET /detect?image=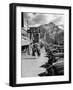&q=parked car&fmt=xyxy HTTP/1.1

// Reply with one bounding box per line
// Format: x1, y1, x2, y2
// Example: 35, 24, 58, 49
38, 58, 64, 76
46, 58, 64, 76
